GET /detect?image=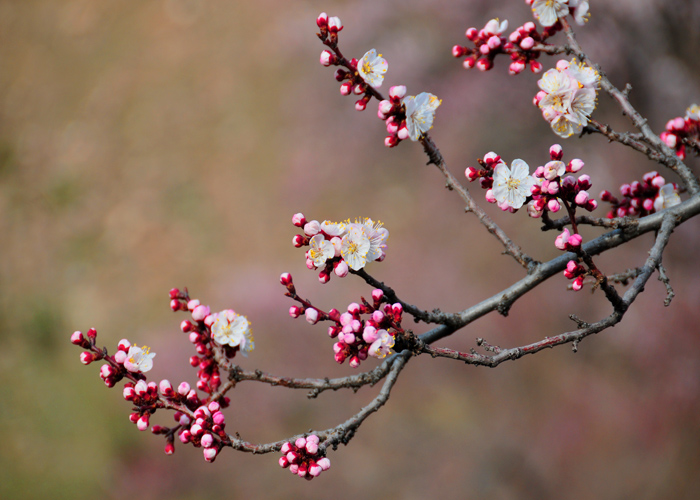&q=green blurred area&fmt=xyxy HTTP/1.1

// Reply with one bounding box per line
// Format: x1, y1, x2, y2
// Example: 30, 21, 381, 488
2, 0, 700, 498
